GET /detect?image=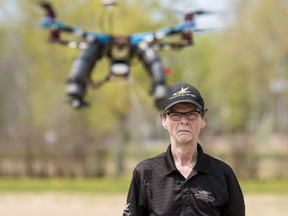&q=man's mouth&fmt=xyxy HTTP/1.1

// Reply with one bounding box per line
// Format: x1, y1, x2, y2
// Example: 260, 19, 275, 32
178, 129, 191, 133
